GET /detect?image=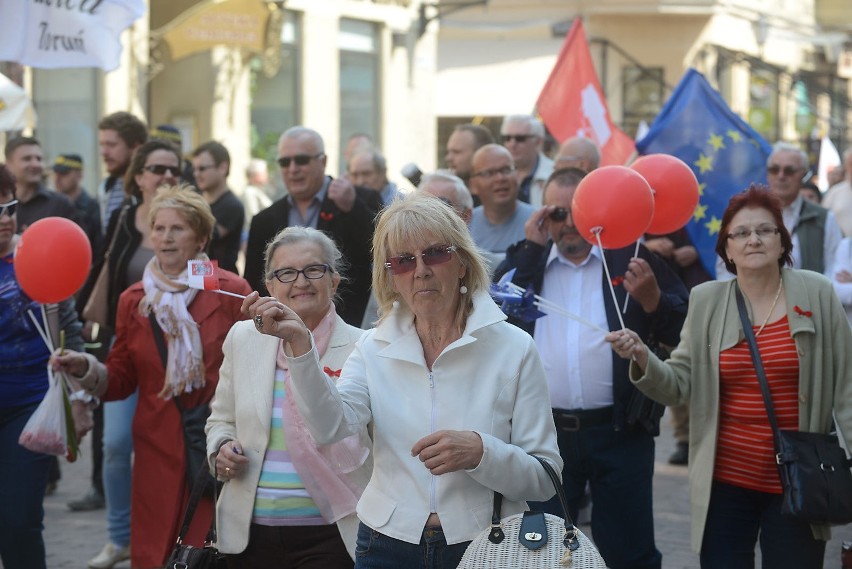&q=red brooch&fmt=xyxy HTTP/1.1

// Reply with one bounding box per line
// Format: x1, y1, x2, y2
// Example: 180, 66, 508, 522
793, 306, 813, 318
323, 366, 341, 378
319, 211, 334, 222
611, 276, 624, 287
